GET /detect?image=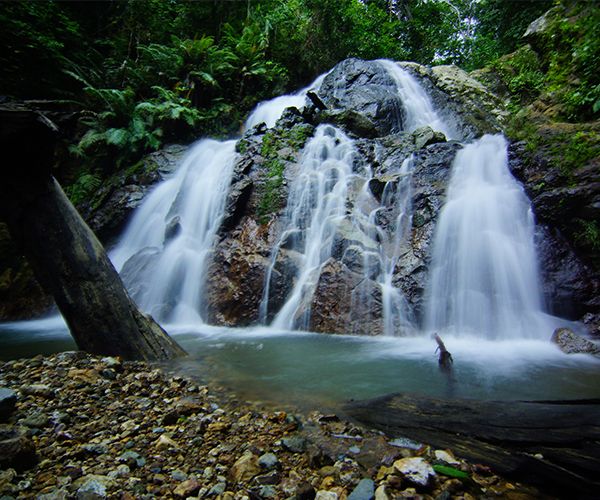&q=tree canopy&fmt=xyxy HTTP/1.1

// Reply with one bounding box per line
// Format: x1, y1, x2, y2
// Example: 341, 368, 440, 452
0, 0, 554, 197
